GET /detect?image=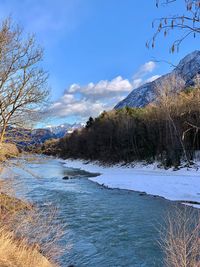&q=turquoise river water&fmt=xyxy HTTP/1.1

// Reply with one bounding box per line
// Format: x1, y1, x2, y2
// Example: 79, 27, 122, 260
2, 156, 188, 267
